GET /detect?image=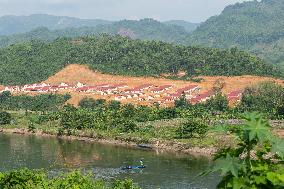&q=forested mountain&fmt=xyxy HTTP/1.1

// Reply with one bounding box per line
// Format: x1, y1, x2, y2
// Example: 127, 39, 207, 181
187, 0, 284, 65
163, 20, 200, 32
0, 35, 279, 85
0, 14, 111, 35
0, 18, 192, 47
